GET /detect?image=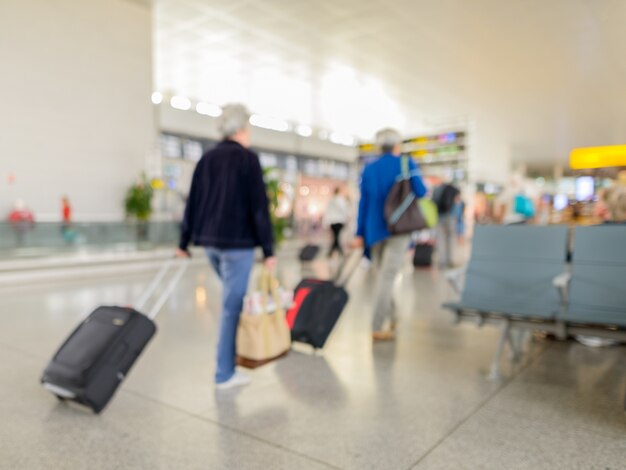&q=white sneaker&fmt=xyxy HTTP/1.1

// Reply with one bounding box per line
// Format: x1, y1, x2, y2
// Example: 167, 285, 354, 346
215, 372, 251, 390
